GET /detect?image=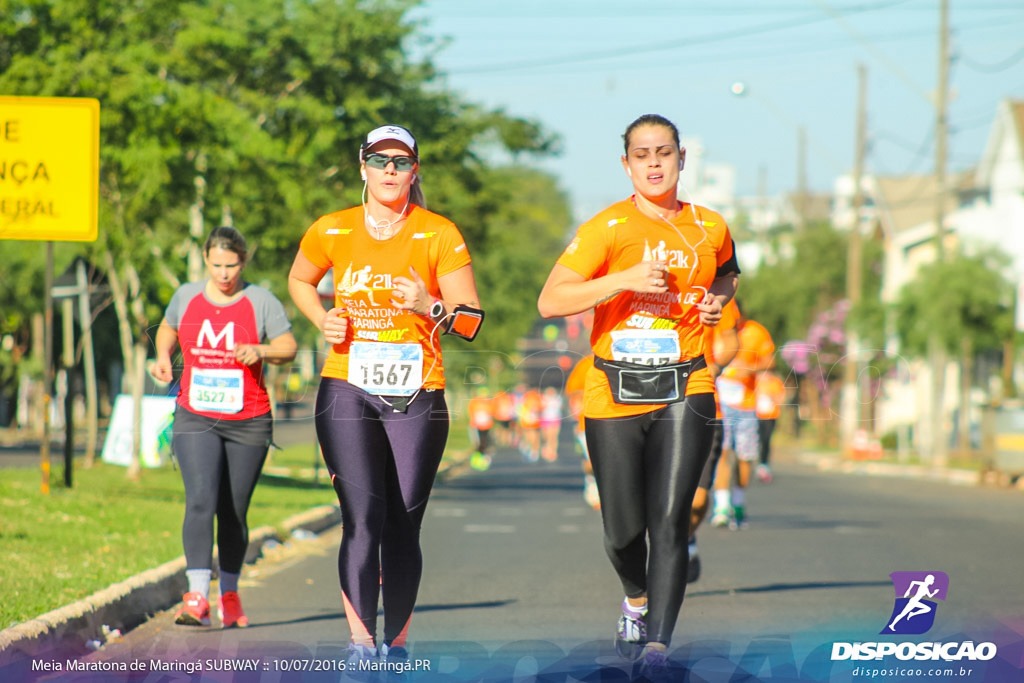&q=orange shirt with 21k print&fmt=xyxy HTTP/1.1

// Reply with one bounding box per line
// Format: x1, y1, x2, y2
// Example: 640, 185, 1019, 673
298, 204, 471, 389
555, 198, 735, 419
